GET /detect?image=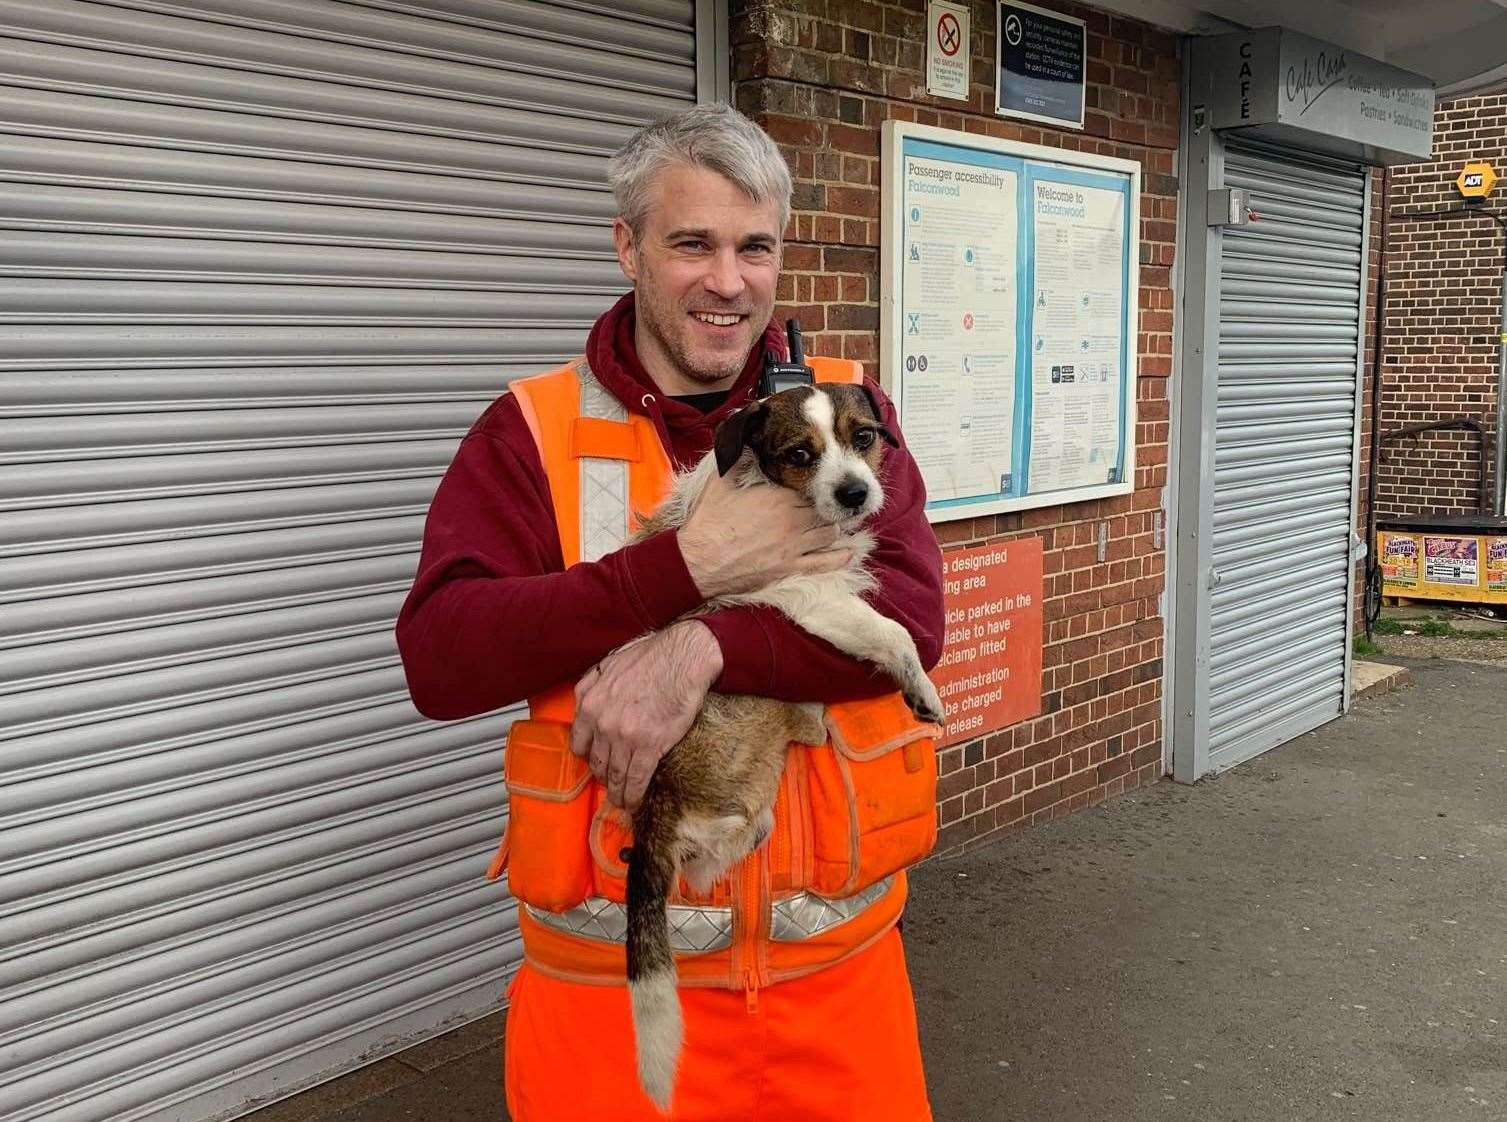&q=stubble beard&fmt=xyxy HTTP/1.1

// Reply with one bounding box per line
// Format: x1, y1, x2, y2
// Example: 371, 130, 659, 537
637, 272, 758, 387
